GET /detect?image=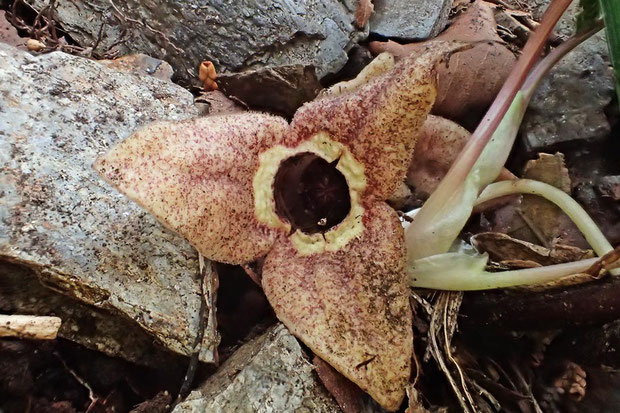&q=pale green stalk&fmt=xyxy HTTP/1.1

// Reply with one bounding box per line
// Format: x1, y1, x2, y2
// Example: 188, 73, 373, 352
476, 180, 613, 257
409, 253, 597, 290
